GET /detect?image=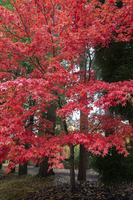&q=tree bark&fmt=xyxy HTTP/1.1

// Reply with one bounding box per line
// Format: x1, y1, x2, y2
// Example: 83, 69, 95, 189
78, 109, 88, 181
39, 157, 54, 177
70, 145, 75, 190
21, 99, 34, 176
128, 118, 133, 146
105, 110, 111, 137
105, 110, 114, 137
18, 163, 27, 175
0, 163, 2, 170
129, 118, 133, 128
78, 144, 87, 180
78, 56, 89, 181
10, 167, 15, 173
39, 102, 56, 177
86, 150, 90, 169
58, 94, 76, 189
